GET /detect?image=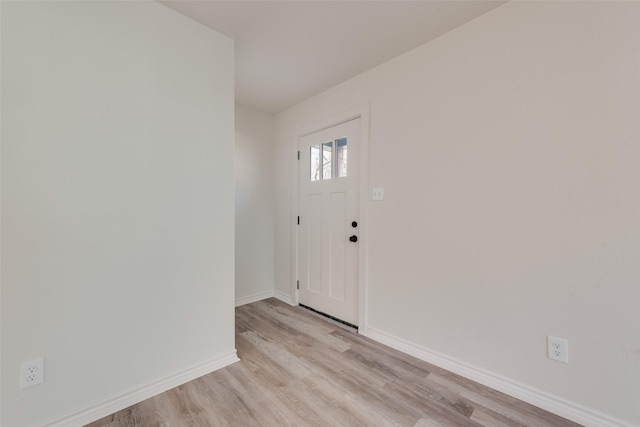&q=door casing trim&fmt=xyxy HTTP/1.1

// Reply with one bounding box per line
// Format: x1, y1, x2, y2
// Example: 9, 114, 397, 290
290, 104, 370, 333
